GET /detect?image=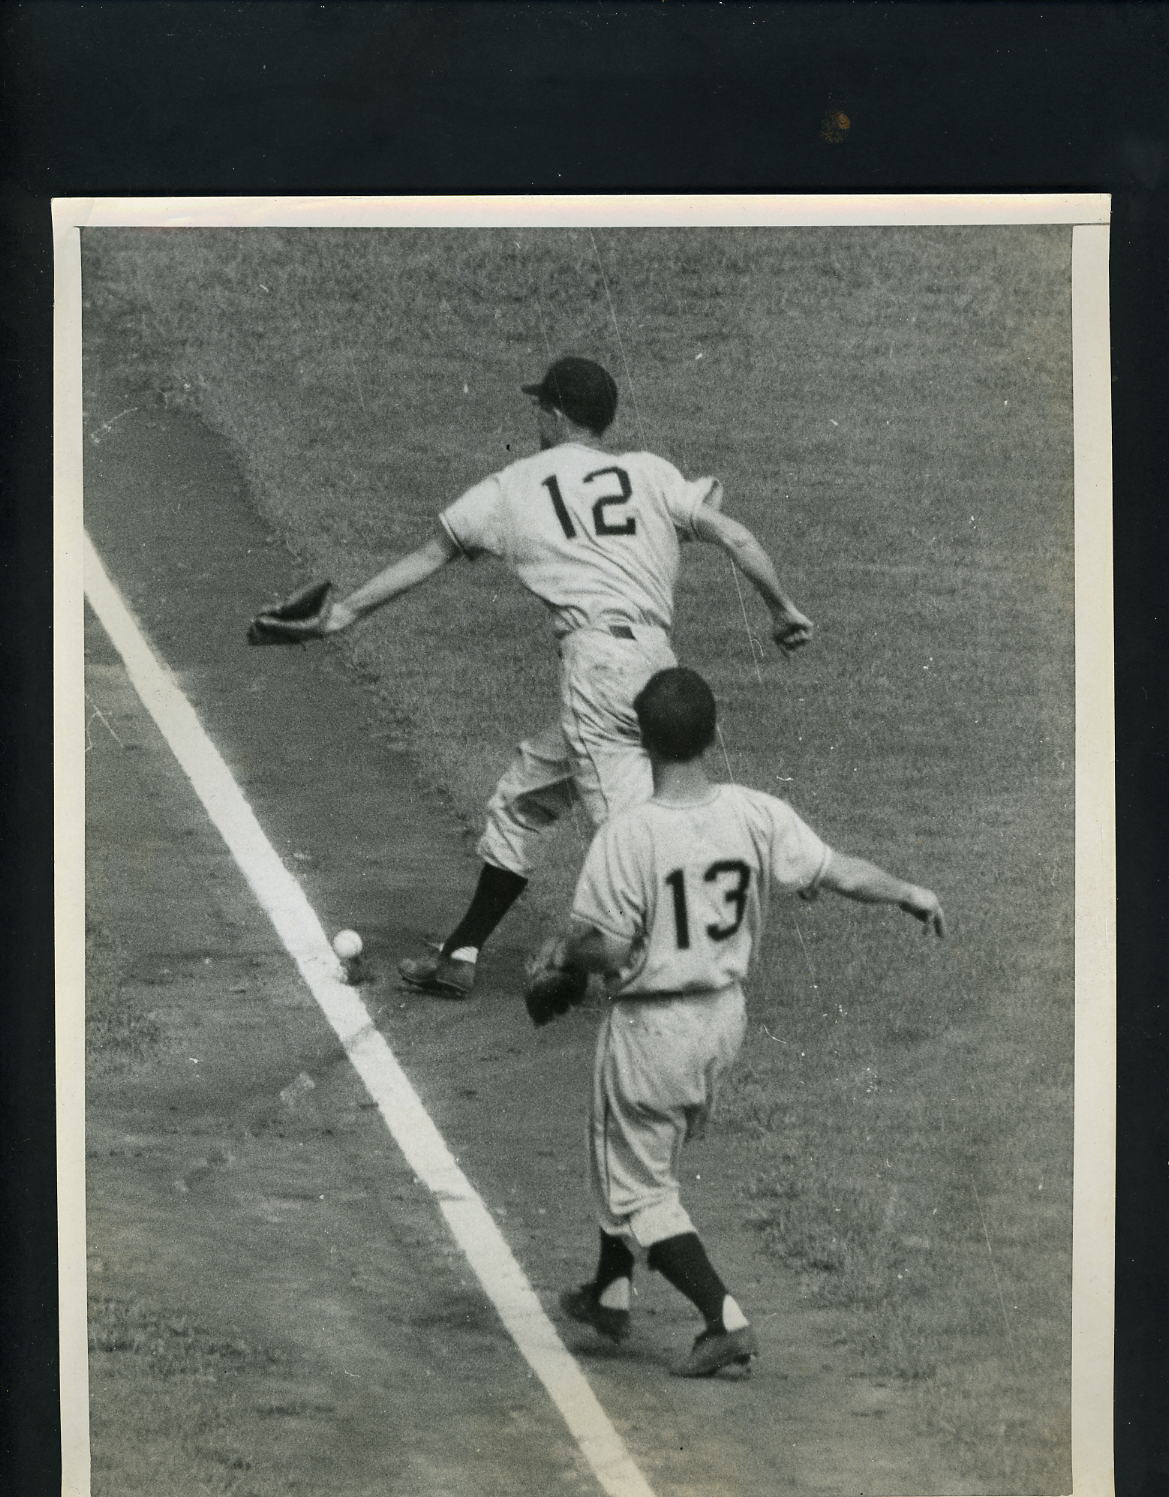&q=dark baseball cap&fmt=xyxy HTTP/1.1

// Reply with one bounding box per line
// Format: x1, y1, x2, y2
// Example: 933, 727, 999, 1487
522, 356, 618, 433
